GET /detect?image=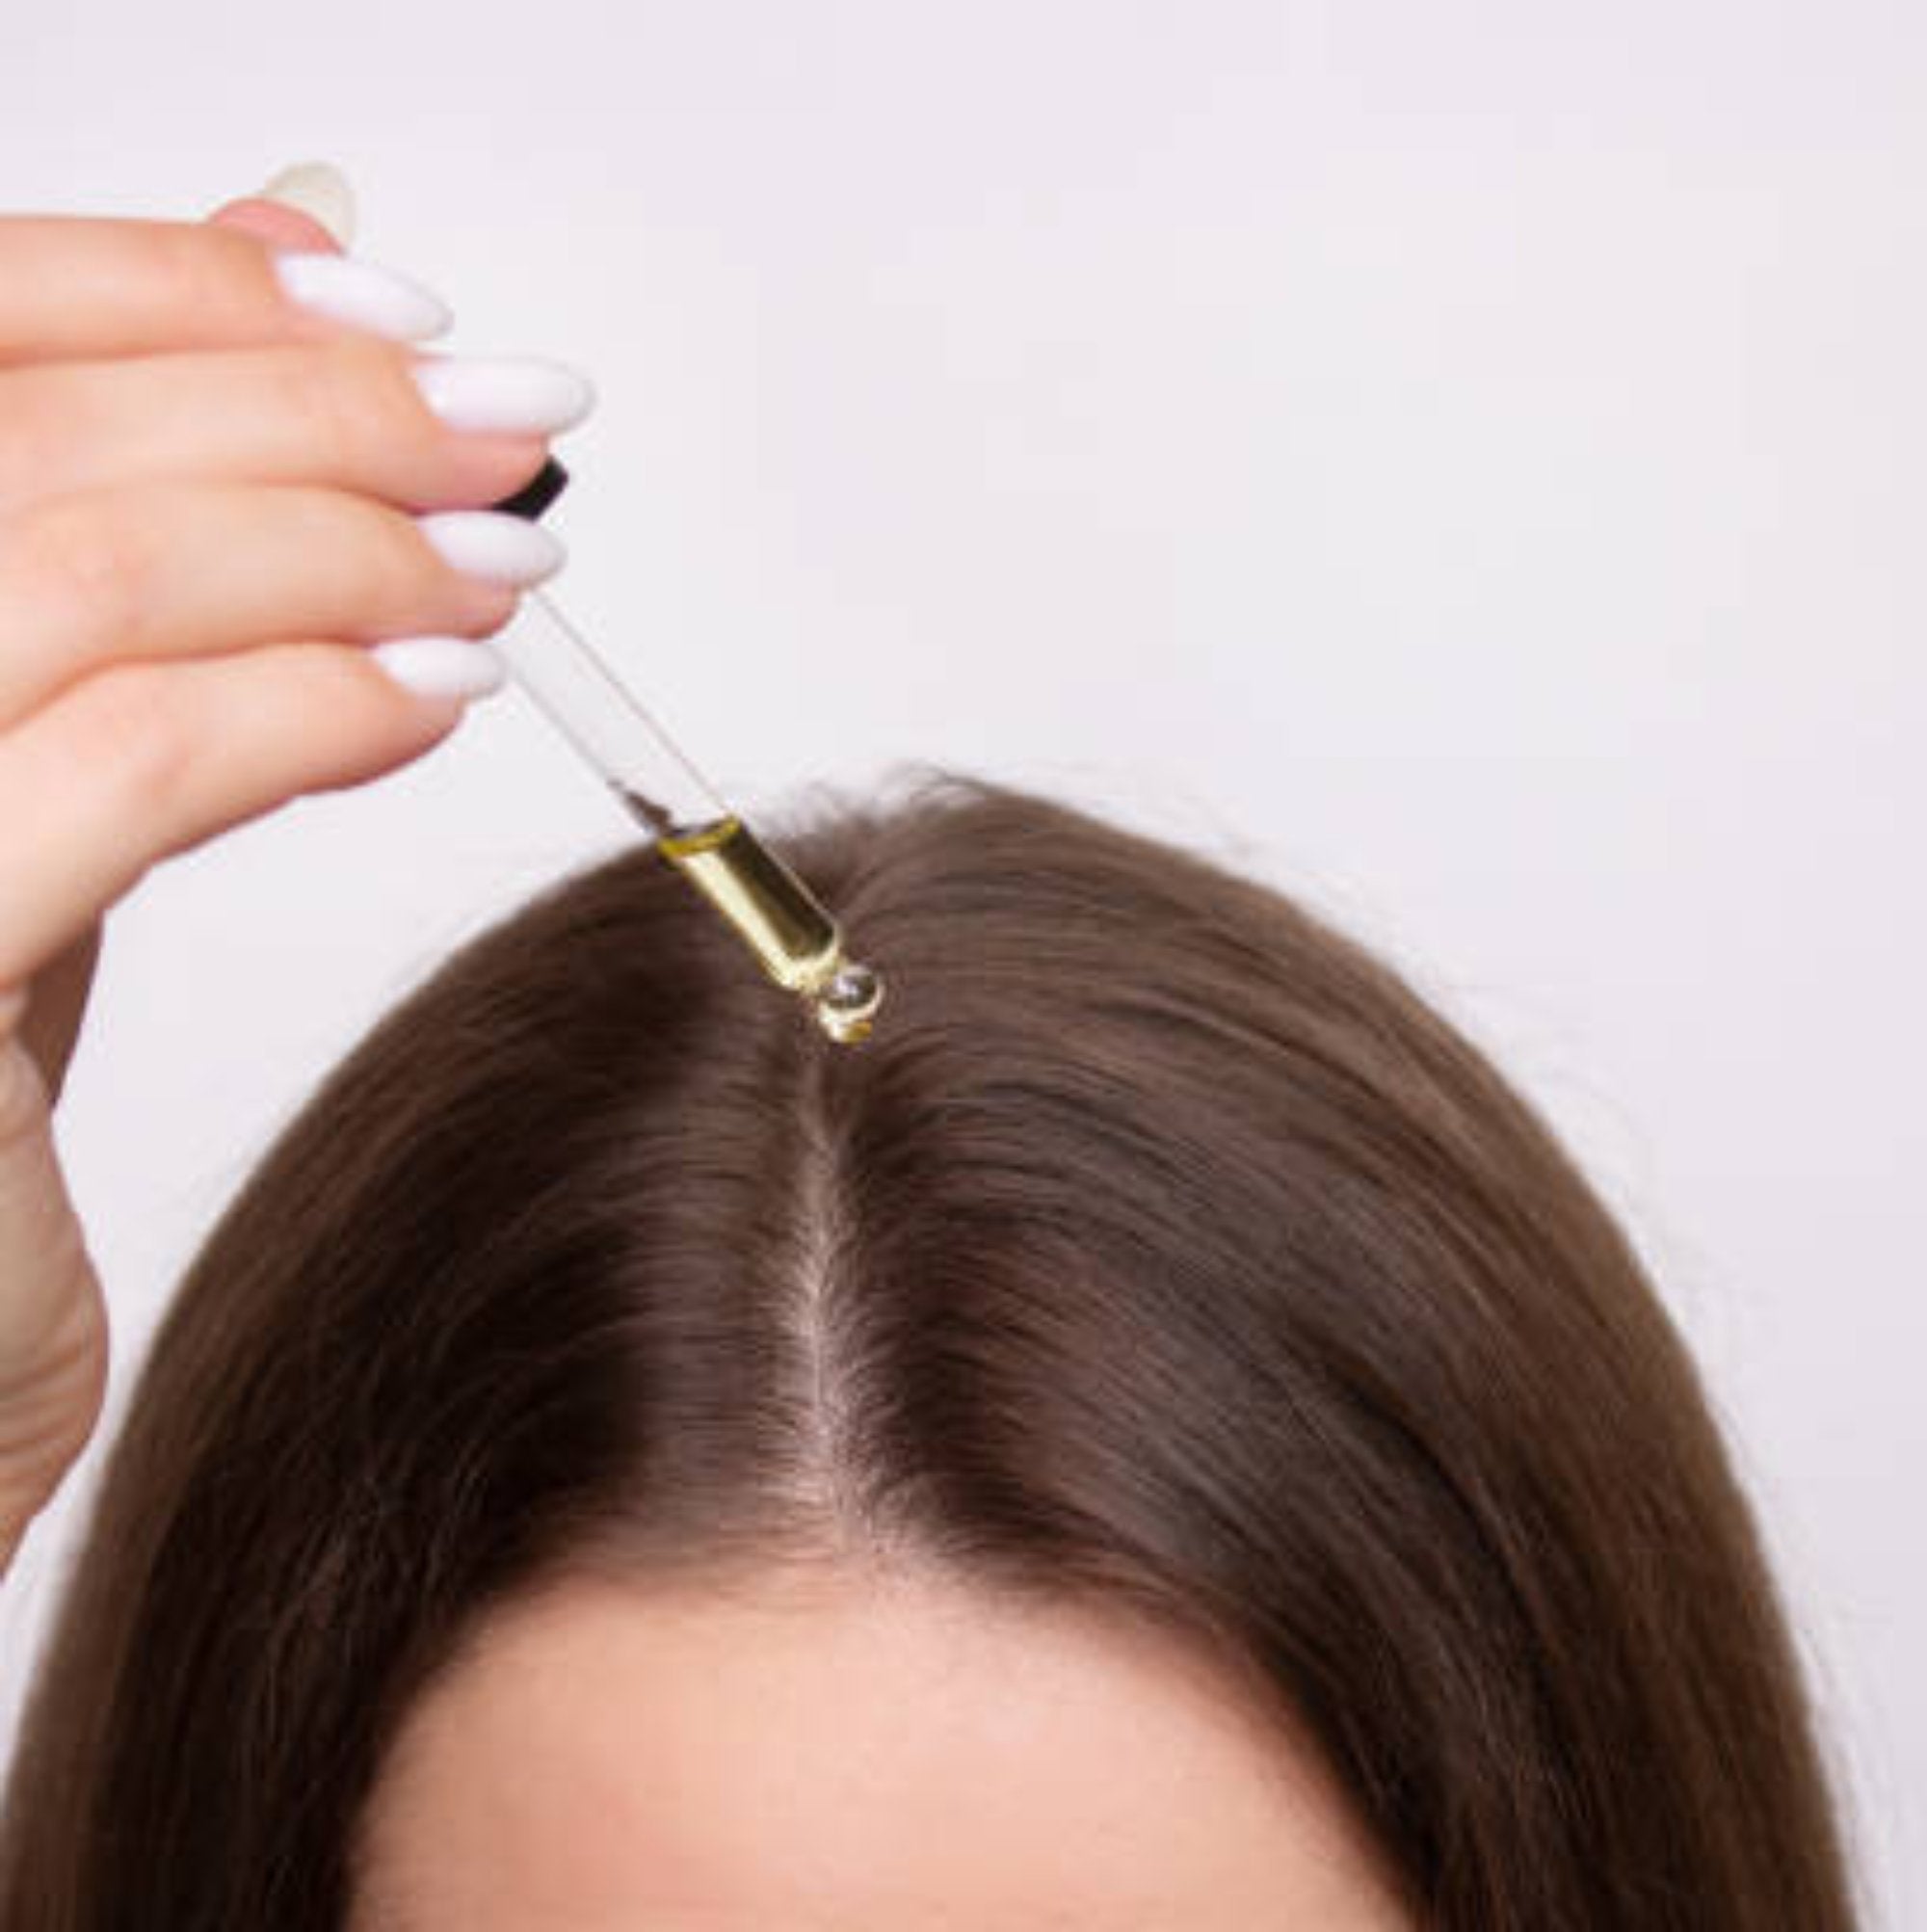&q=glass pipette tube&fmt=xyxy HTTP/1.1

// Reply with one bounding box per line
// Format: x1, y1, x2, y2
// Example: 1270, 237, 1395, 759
487, 587, 884, 1045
